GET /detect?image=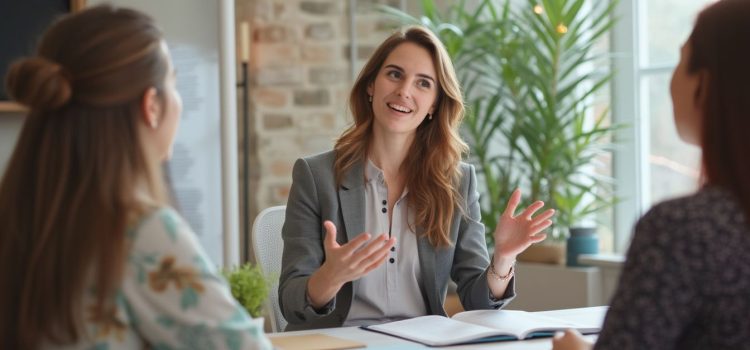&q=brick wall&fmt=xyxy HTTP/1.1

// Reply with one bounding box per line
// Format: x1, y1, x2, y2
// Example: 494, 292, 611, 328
236, 0, 408, 257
